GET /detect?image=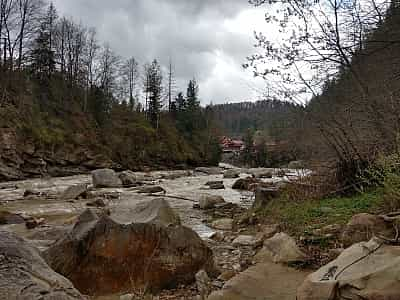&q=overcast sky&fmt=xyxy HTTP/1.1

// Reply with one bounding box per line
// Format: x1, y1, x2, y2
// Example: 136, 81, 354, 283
52, 0, 267, 105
